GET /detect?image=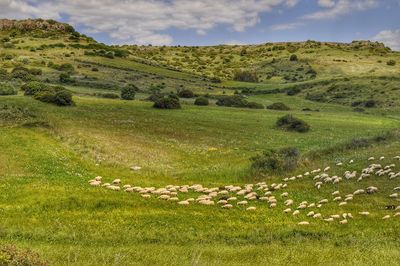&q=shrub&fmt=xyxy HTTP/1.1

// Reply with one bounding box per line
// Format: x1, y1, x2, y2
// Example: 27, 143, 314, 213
286, 87, 301, 96
251, 147, 300, 173
0, 245, 48, 266
387, 60, 396, 66
364, 99, 376, 108
34, 87, 73, 106
21, 81, 48, 95
147, 93, 164, 102
100, 92, 119, 99
233, 70, 259, 83
267, 102, 290, 110
276, 114, 310, 133
121, 84, 137, 100
153, 96, 181, 109
216, 95, 248, 107
289, 54, 298, 61
10, 69, 34, 82
59, 72, 74, 83
246, 102, 264, 109
194, 96, 209, 106
178, 89, 195, 98
0, 83, 17, 96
